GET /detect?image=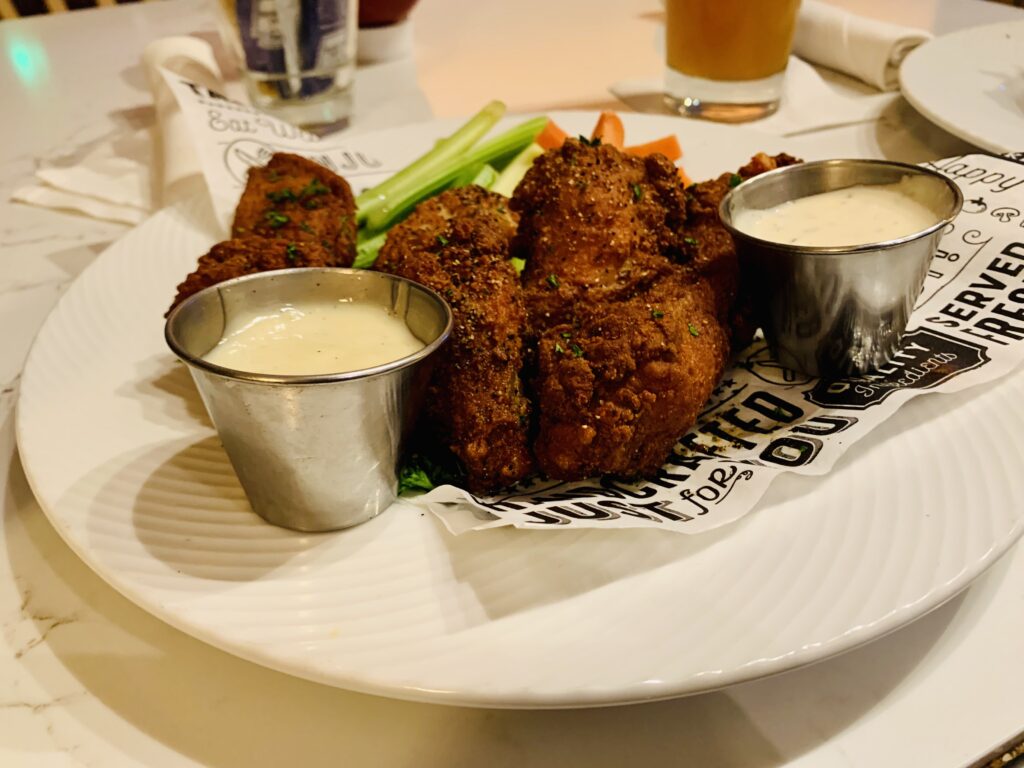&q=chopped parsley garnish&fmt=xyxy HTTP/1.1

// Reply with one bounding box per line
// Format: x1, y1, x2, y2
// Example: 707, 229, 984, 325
285, 242, 300, 262
688, 323, 701, 337
728, 173, 742, 188
579, 135, 601, 147
546, 273, 560, 289
554, 342, 565, 354
684, 236, 699, 246
570, 343, 584, 358
266, 170, 281, 182
560, 331, 572, 339
264, 210, 290, 228
632, 183, 644, 202
299, 222, 315, 234
266, 188, 296, 204
436, 234, 449, 246
651, 309, 664, 319
300, 178, 329, 198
